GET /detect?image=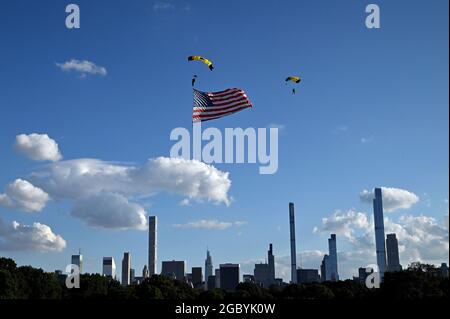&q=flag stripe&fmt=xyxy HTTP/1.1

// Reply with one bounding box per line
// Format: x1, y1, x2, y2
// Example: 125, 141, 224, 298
193, 88, 252, 123
208, 91, 244, 101
193, 100, 251, 114
193, 104, 252, 120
